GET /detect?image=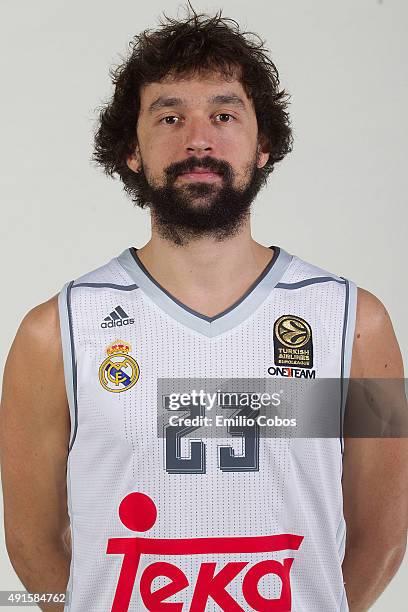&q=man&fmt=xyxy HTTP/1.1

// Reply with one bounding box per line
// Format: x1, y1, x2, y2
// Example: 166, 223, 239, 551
1, 6, 407, 611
